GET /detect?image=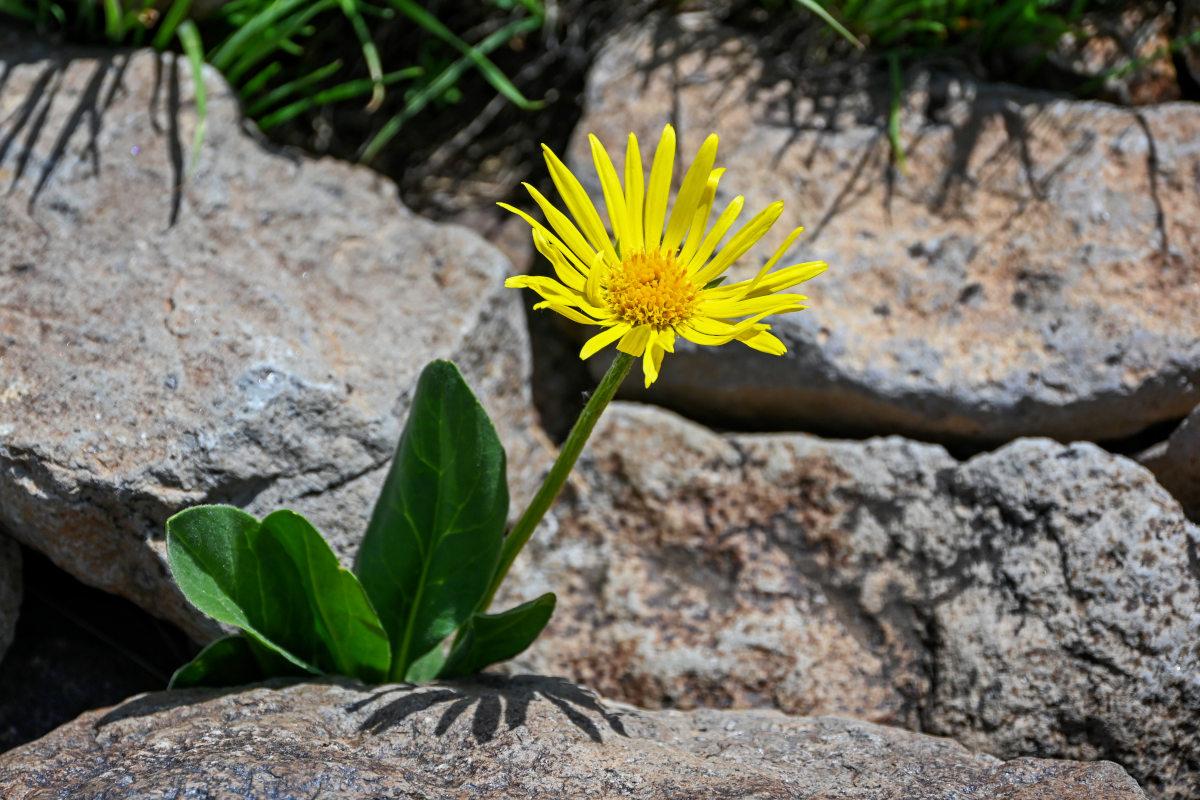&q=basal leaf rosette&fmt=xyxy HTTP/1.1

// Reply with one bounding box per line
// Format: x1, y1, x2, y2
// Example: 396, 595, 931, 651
502, 124, 827, 387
